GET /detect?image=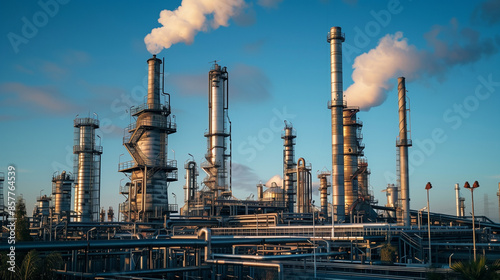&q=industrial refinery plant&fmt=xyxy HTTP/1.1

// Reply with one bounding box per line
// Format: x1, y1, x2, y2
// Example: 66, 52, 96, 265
1, 26, 500, 280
